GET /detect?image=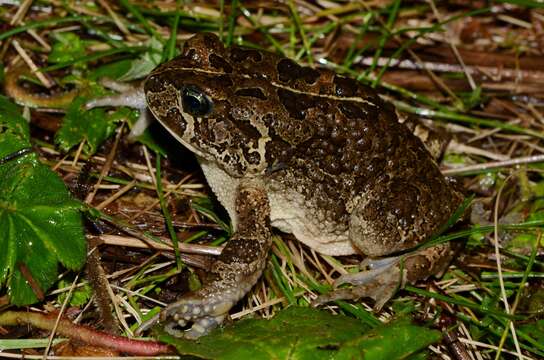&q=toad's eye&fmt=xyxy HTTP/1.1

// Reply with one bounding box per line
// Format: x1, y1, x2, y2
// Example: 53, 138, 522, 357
181, 86, 212, 116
